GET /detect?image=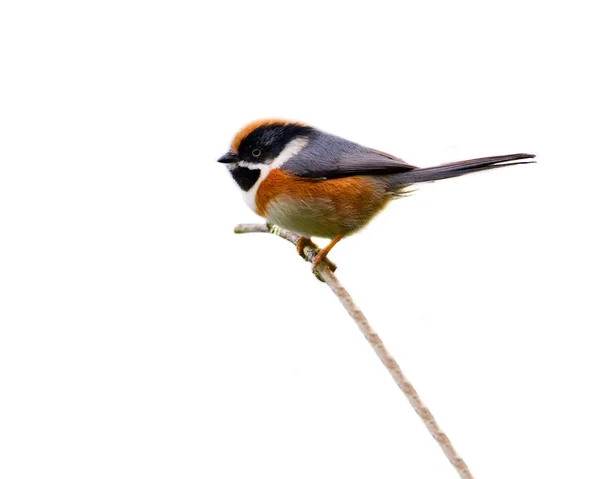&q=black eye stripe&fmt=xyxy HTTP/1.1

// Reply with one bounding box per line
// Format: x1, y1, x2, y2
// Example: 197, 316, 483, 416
238, 124, 314, 161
